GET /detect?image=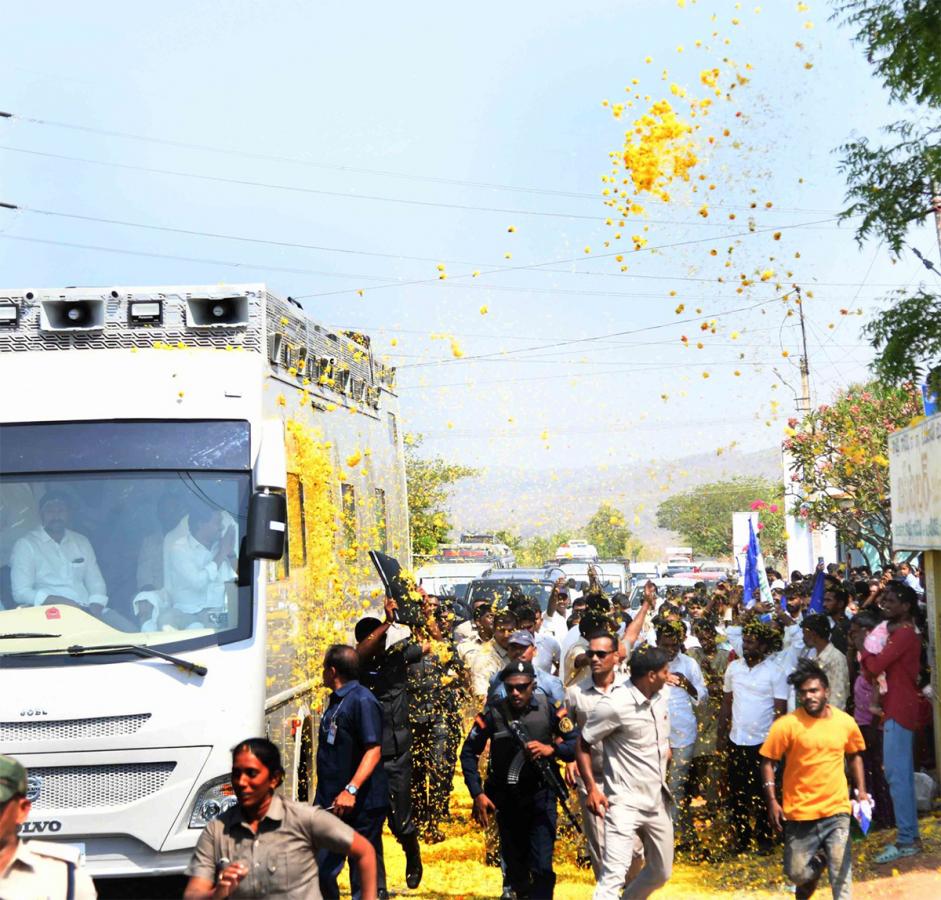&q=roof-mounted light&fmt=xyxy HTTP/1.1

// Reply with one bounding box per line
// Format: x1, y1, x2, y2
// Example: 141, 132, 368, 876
185, 295, 249, 329
0, 301, 18, 326
128, 299, 163, 326
39, 297, 105, 332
